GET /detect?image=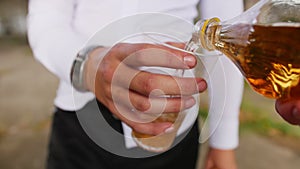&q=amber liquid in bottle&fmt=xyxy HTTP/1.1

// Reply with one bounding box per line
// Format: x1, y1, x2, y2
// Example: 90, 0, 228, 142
209, 23, 300, 98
